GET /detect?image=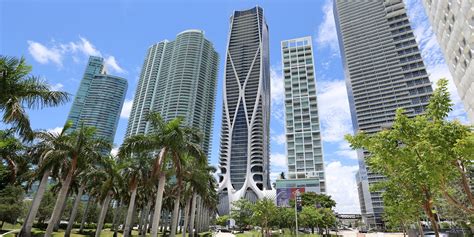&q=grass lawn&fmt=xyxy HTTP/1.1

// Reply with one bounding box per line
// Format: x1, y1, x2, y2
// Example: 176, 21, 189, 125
235, 229, 323, 237
0, 224, 207, 237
